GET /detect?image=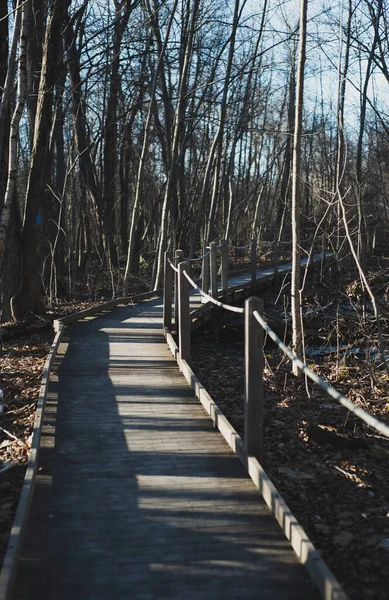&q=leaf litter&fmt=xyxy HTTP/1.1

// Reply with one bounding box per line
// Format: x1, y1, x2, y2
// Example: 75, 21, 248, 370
190, 281, 389, 600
